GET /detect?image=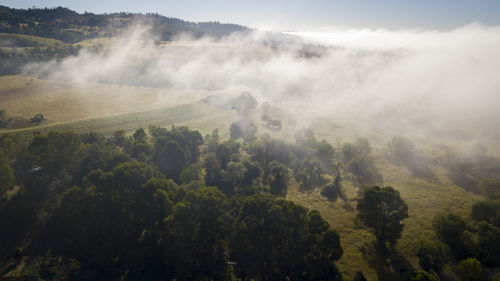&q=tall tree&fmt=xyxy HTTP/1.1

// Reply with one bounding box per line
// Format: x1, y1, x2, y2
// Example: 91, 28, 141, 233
164, 187, 230, 280
268, 161, 289, 197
